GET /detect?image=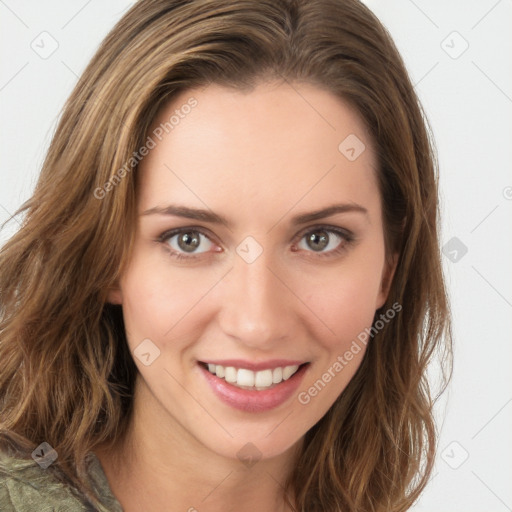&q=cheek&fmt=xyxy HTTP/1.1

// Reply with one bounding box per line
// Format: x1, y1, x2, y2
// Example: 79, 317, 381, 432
119, 248, 228, 351
300, 254, 384, 349
119, 252, 198, 344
